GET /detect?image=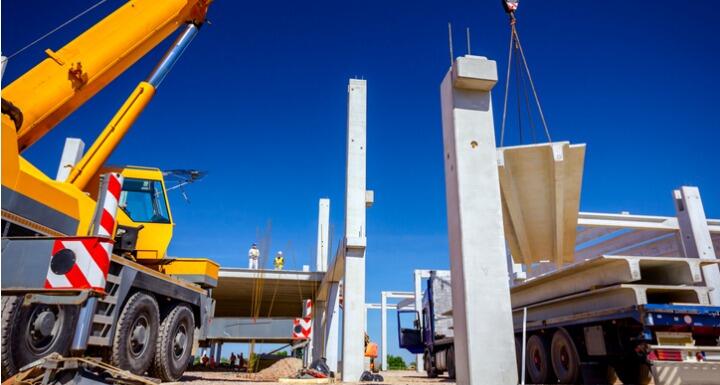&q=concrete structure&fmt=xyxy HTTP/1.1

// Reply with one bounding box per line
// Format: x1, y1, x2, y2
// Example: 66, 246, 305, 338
674, 186, 720, 305
313, 79, 372, 380
56, 138, 85, 181
380, 291, 414, 371
340, 78, 368, 381
317, 199, 330, 272
440, 55, 518, 385
498, 141, 586, 266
